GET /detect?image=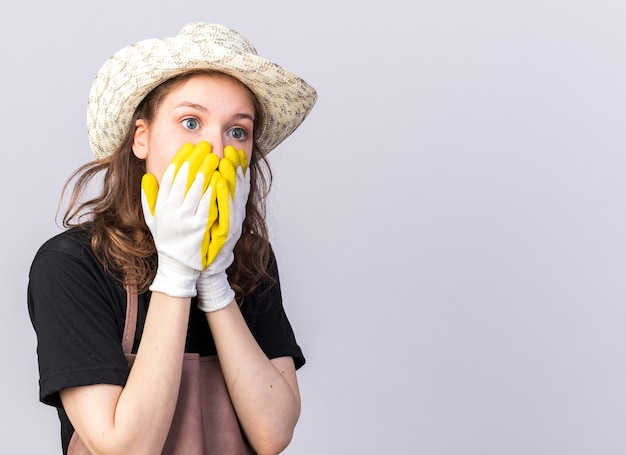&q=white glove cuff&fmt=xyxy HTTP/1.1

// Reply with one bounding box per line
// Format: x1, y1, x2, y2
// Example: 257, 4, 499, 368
196, 272, 235, 312
150, 254, 200, 298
